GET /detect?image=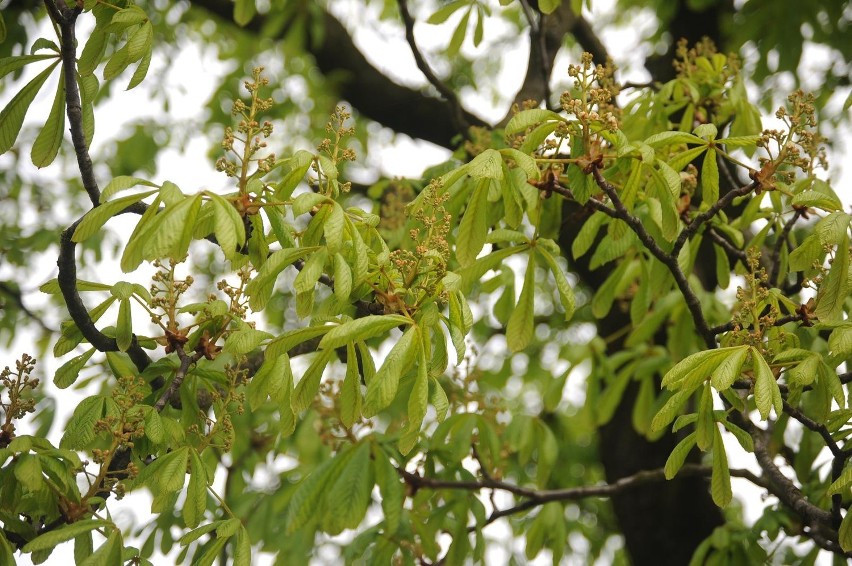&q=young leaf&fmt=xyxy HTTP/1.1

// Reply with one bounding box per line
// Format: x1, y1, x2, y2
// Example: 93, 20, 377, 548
364, 326, 419, 416
73, 190, 157, 242
696, 383, 715, 451
373, 447, 404, 533
711, 427, 732, 507
157, 446, 189, 494
339, 344, 362, 428
505, 108, 565, 136
456, 179, 490, 267
183, 449, 208, 529
30, 69, 65, 168
537, 247, 575, 321
291, 349, 334, 414
751, 347, 782, 420
0, 62, 58, 154
78, 530, 122, 566
115, 298, 133, 352
223, 328, 272, 355
207, 192, 246, 258
709, 346, 748, 391
54, 348, 96, 389
701, 148, 719, 206
399, 346, 429, 454
61, 396, 106, 449
324, 442, 374, 533
815, 233, 850, 322
319, 315, 411, 350
506, 252, 536, 352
